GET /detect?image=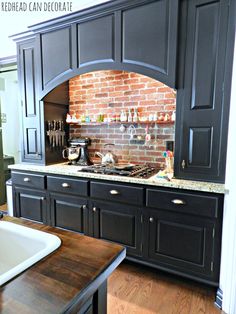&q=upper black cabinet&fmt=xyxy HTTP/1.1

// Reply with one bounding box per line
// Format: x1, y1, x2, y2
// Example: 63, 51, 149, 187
12, 0, 235, 183
36, 0, 178, 95
175, 0, 231, 182
18, 39, 43, 162
77, 14, 115, 67
122, 0, 178, 87
40, 27, 73, 89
